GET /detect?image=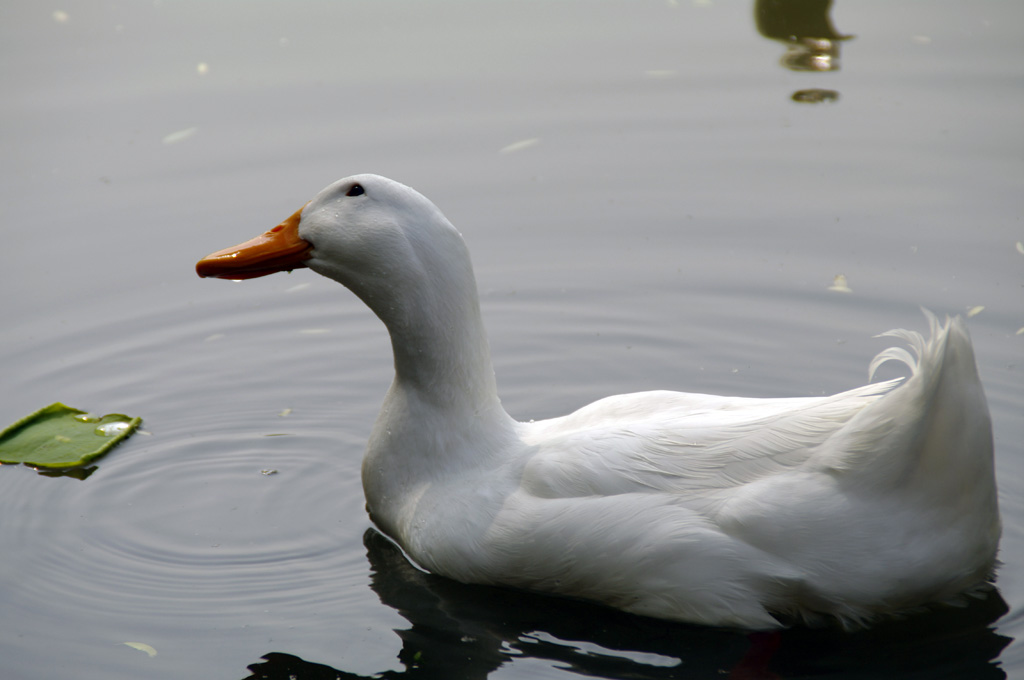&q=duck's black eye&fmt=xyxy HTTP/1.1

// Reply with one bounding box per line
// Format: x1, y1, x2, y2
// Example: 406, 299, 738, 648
346, 183, 365, 197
